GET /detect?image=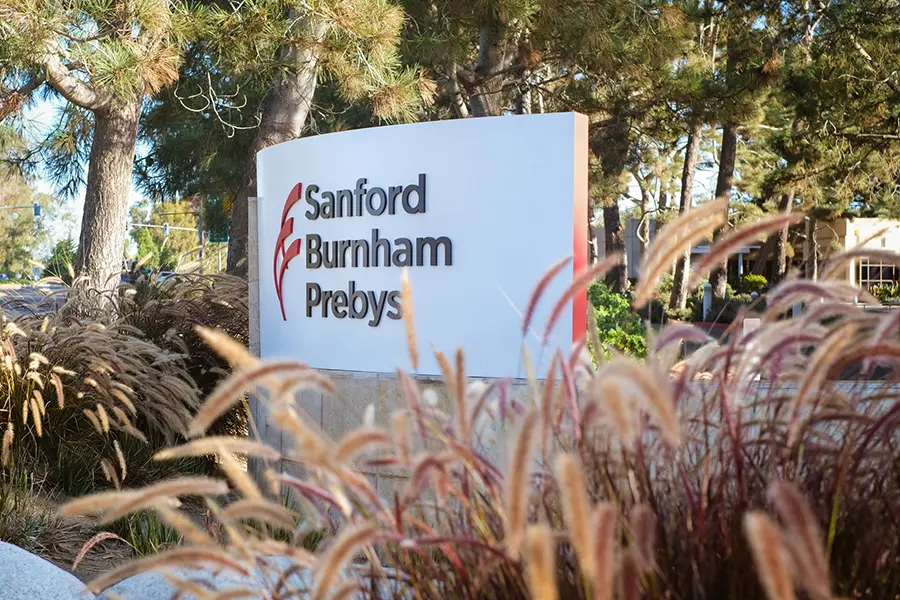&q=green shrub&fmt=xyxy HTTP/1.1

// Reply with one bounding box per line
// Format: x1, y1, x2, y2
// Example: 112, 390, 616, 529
690, 296, 743, 323
108, 510, 182, 557
738, 273, 767, 294
666, 307, 692, 321
42, 238, 76, 285
871, 281, 900, 302
588, 281, 646, 358
655, 272, 674, 306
